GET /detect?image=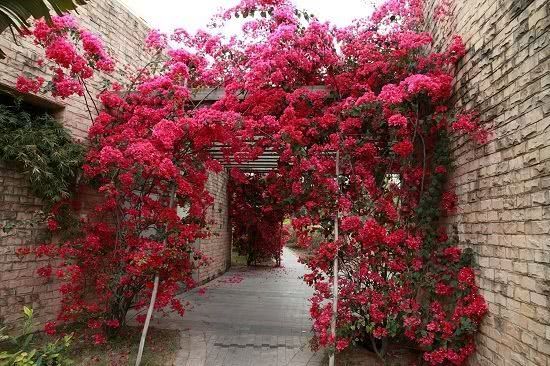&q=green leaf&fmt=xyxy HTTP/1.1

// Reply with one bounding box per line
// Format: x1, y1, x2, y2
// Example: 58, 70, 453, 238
22, 306, 33, 319
21, 333, 34, 351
